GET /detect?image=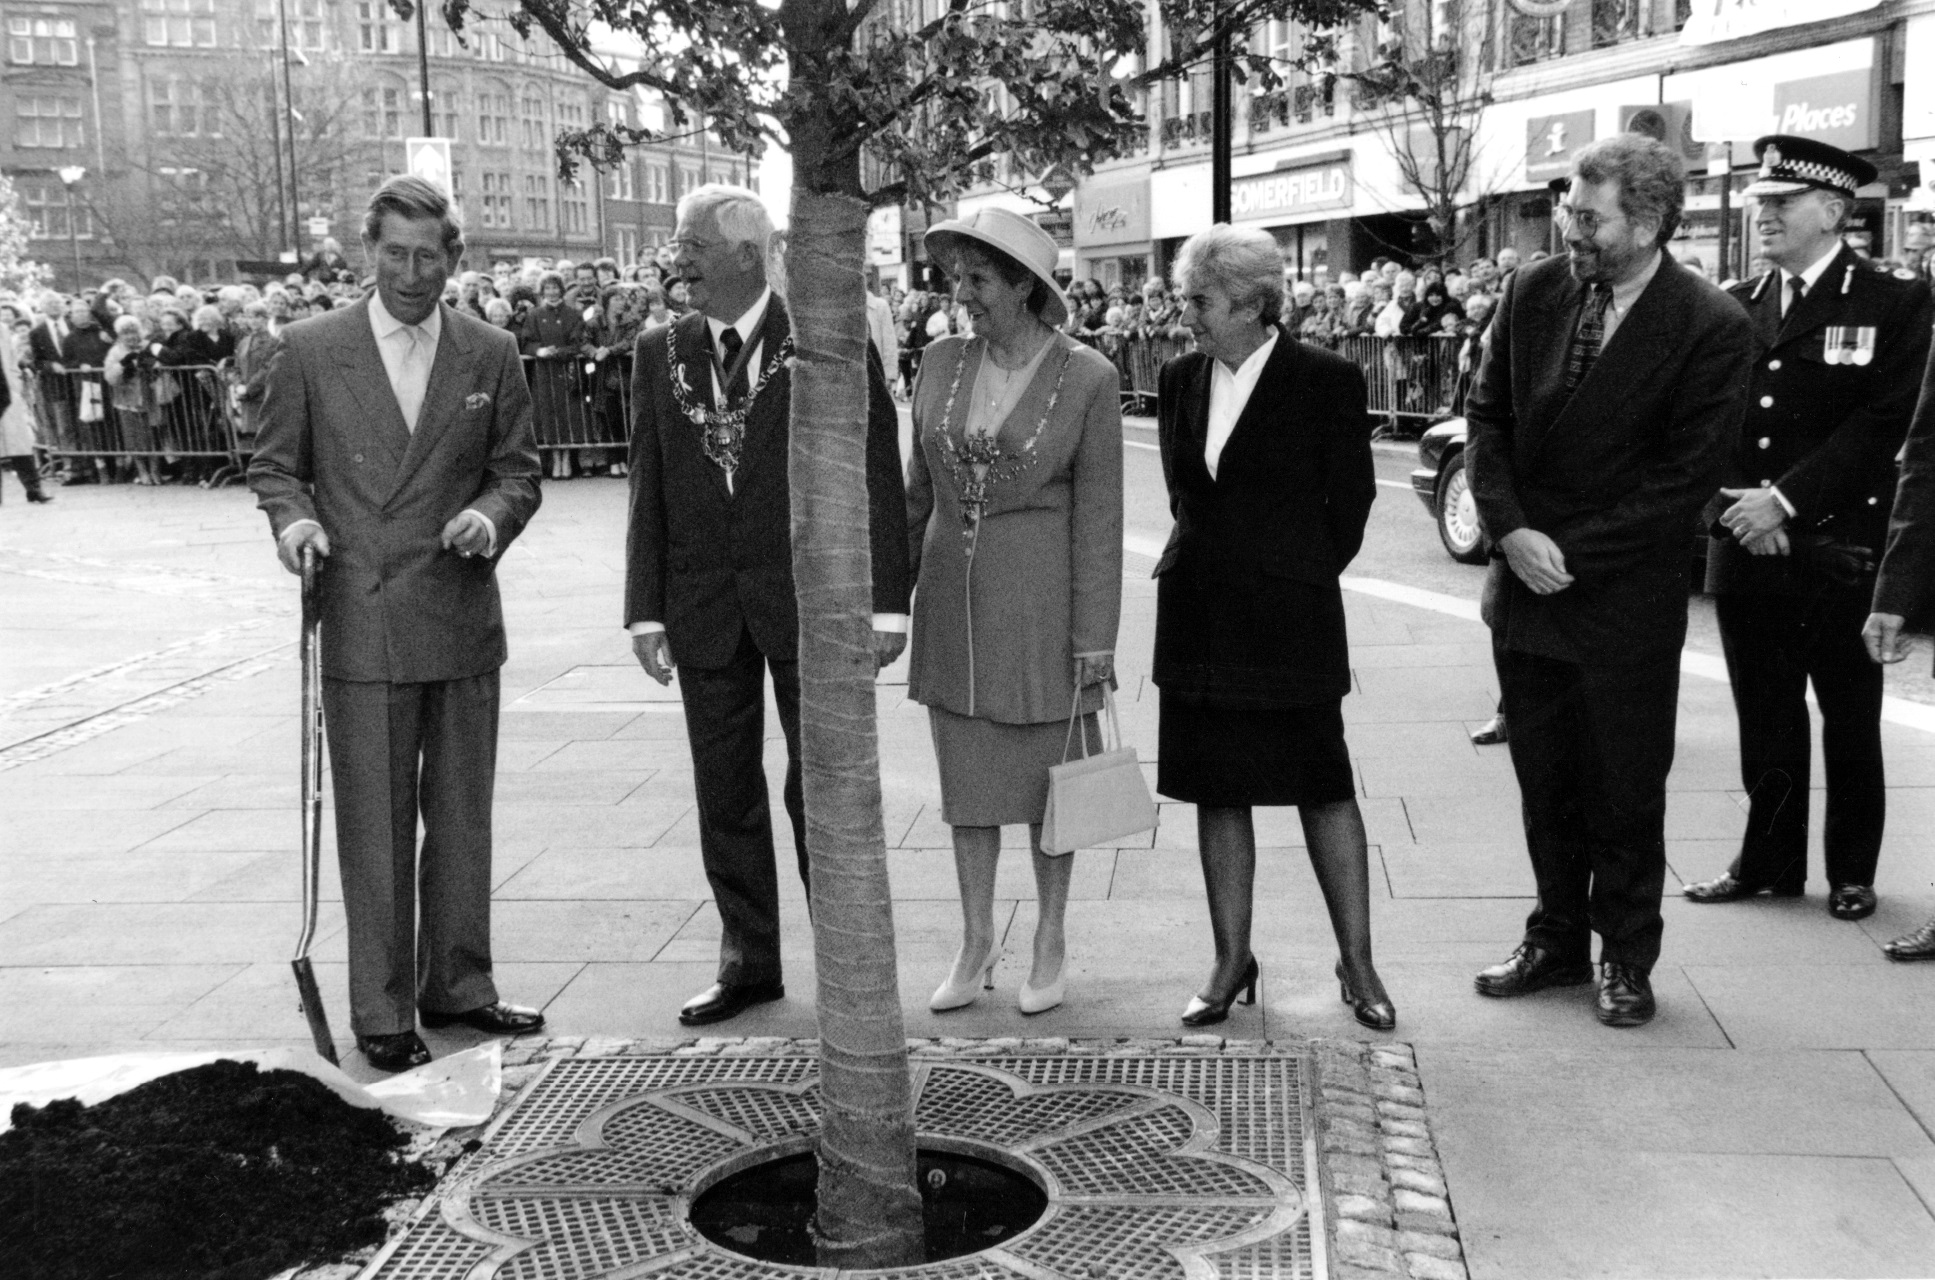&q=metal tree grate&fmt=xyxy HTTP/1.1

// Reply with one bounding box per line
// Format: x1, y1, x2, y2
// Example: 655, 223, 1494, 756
364, 1051, 1317, 1280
